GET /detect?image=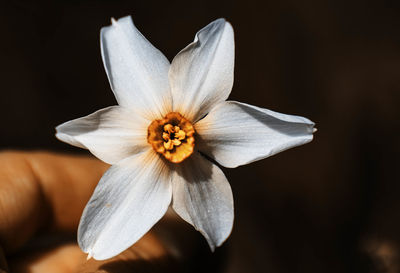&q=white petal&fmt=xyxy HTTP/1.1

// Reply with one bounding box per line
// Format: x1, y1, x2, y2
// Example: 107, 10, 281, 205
195, 101, 315, 168
101, 16, 171, 120
78, 150, 172, 260
56, 106, 149, 165
171, 152, 234, 250
169, 18, 234, 122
